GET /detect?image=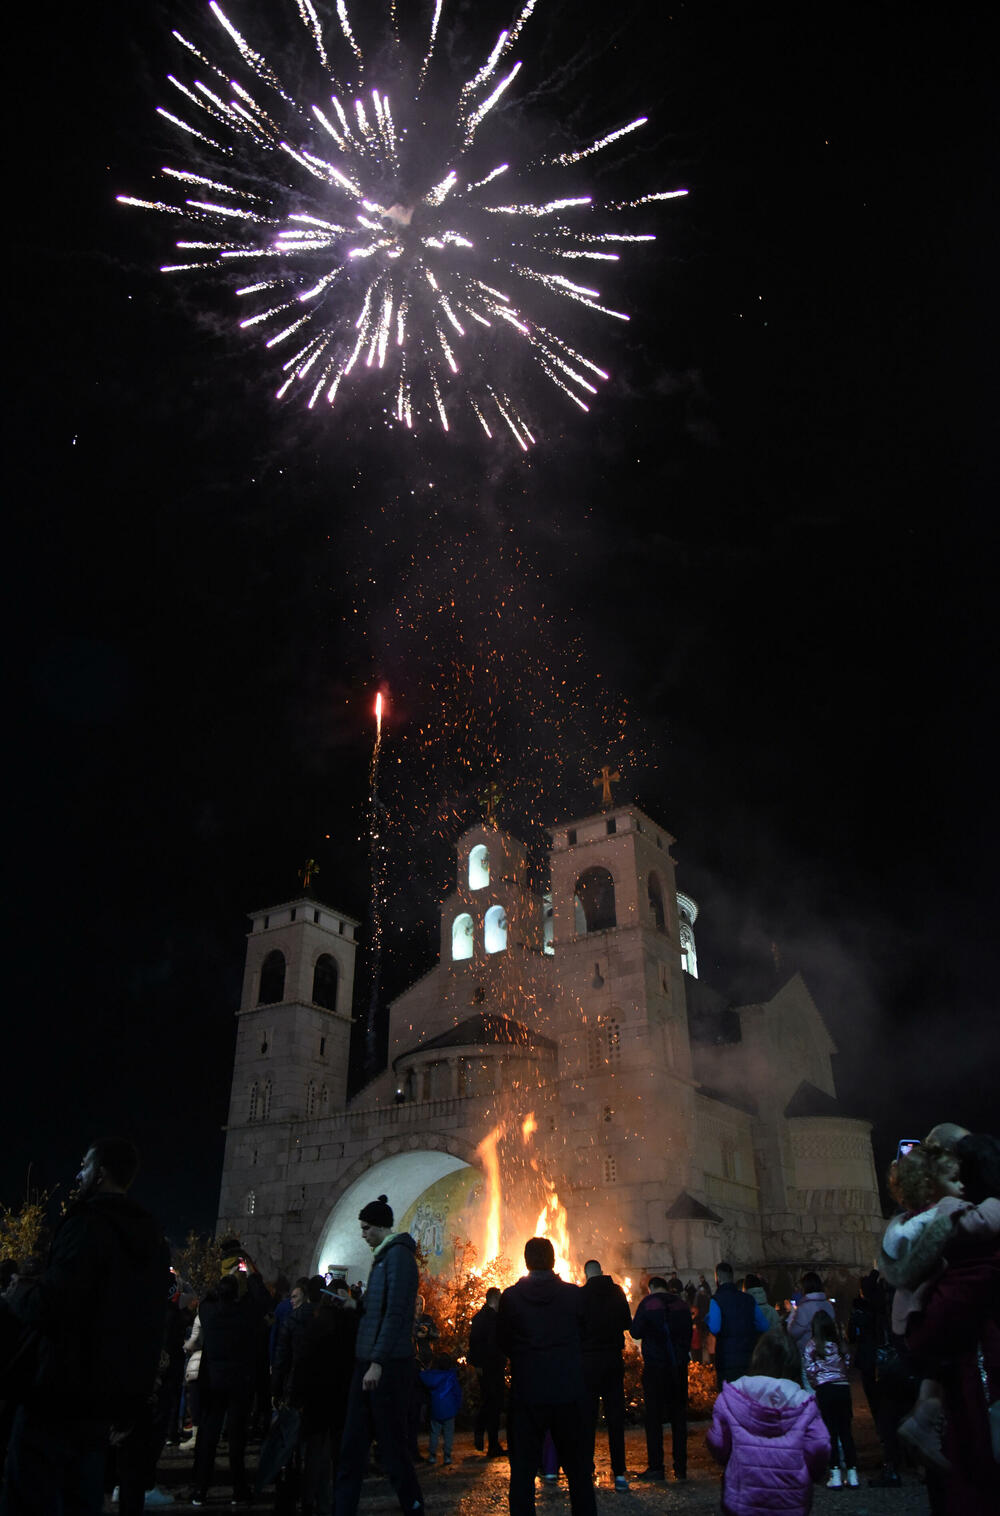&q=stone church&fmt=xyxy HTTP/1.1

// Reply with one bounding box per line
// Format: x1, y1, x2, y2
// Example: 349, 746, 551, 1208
217, 798, 884, 1292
